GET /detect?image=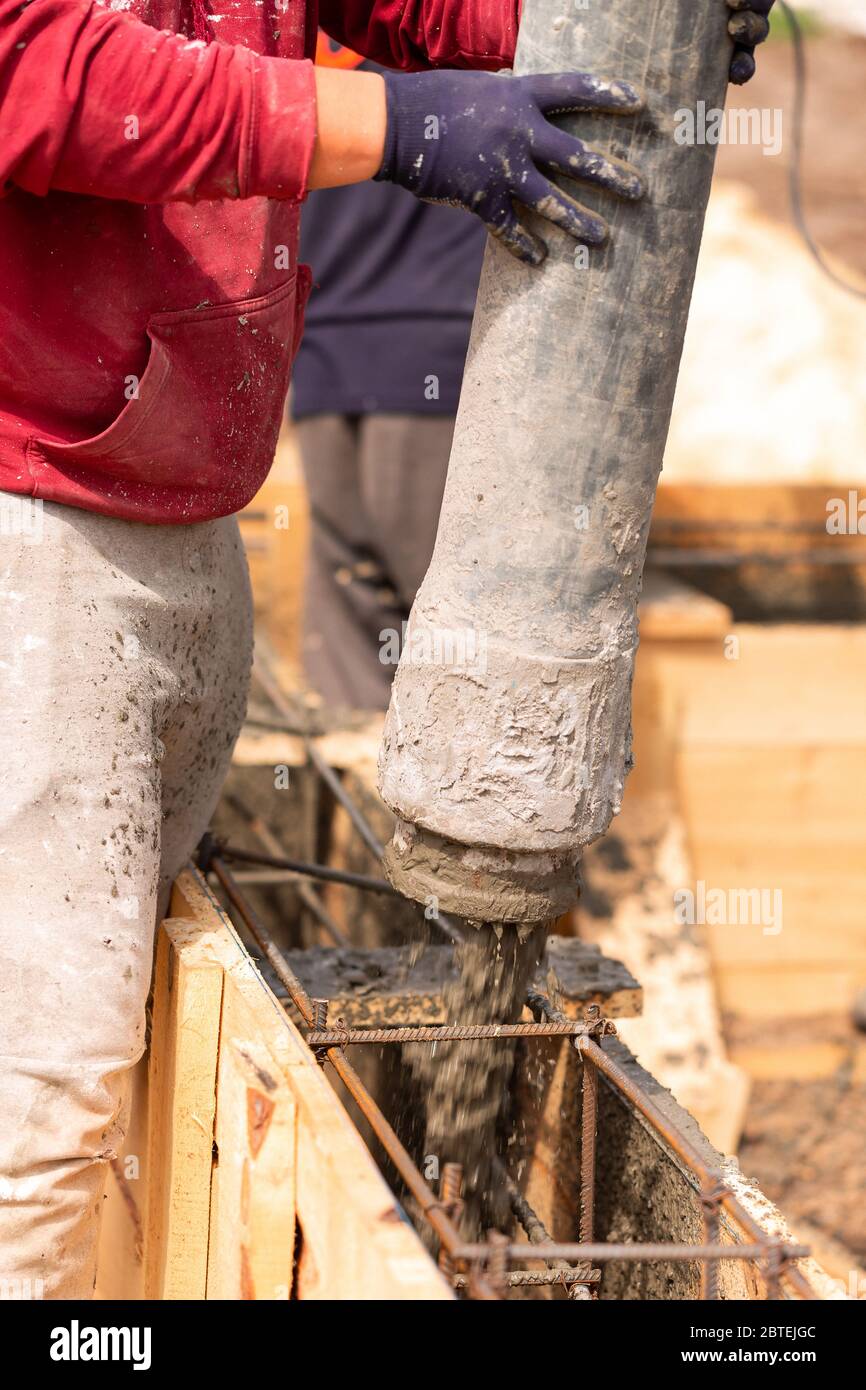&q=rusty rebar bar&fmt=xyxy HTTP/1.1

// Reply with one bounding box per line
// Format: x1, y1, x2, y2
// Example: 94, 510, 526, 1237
699, 1176, 727, 1300
495, 1162, 552, 1247
223, 793, 350, 947
764, 1243, 787, 1301
210, 856, 316, 1026
450, 1241, 809, 1264
306, 1019, 593, 1047
483, 1231, 508, 1295
529, 989, 616, 1042
437, 1164, 464, 1282
493, 1157, 595, 1294
579, 1036, 599, 1247
453, 1269, 600, 1288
